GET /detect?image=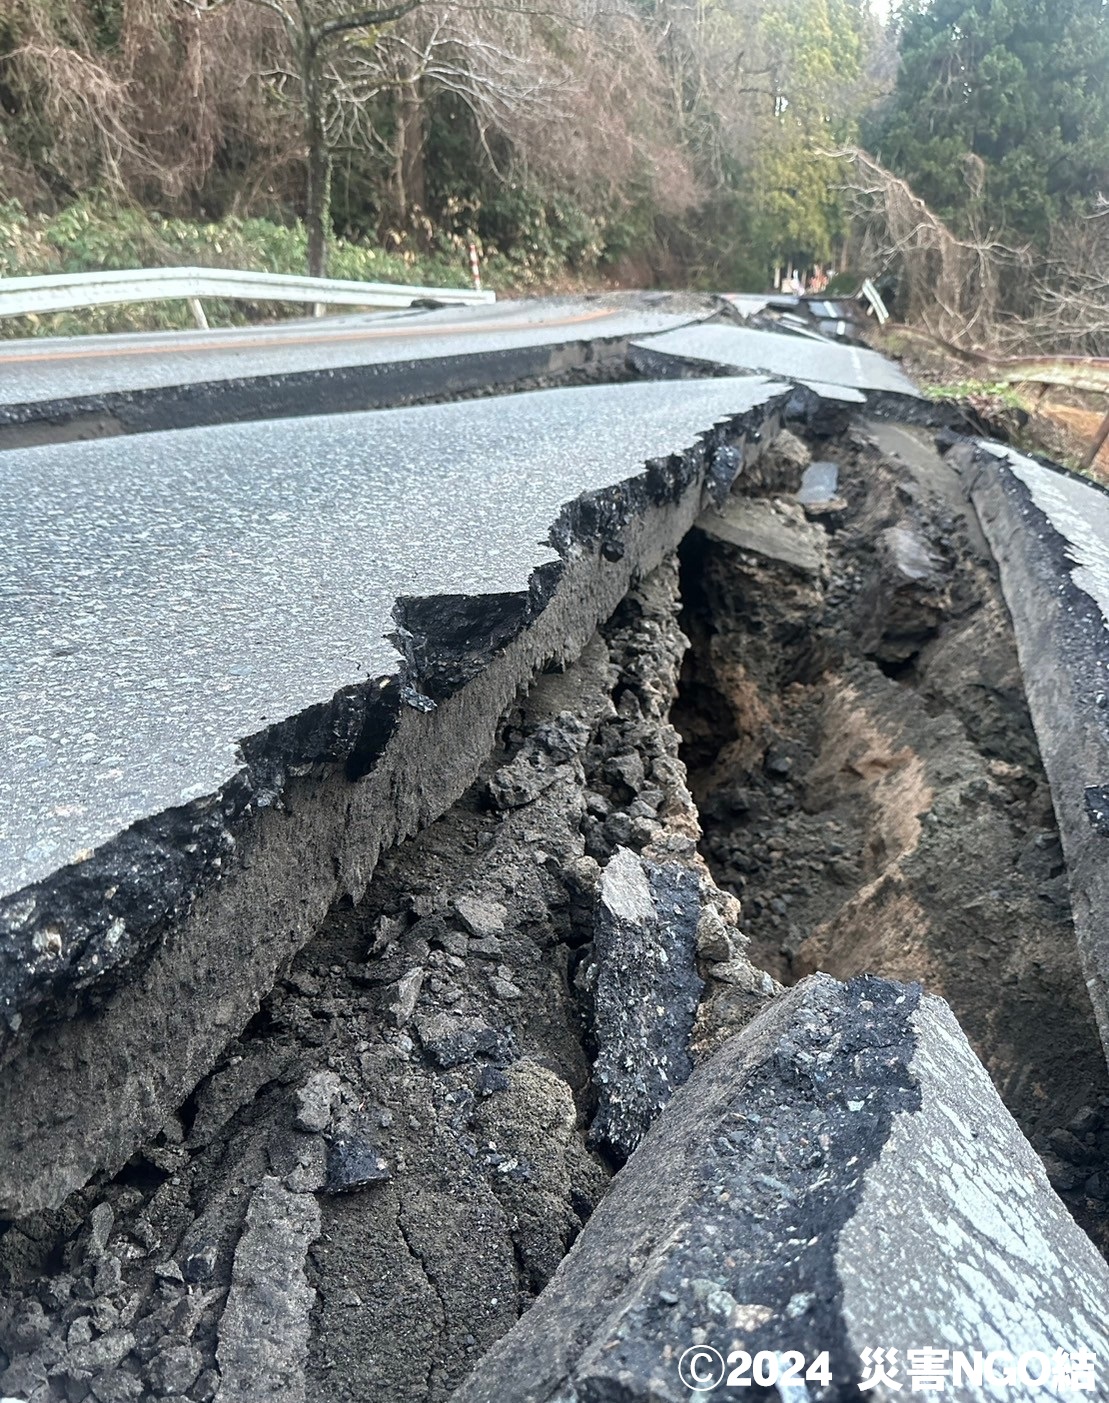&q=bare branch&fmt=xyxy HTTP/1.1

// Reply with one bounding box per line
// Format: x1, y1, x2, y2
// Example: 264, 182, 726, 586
314, 0, 424, 48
